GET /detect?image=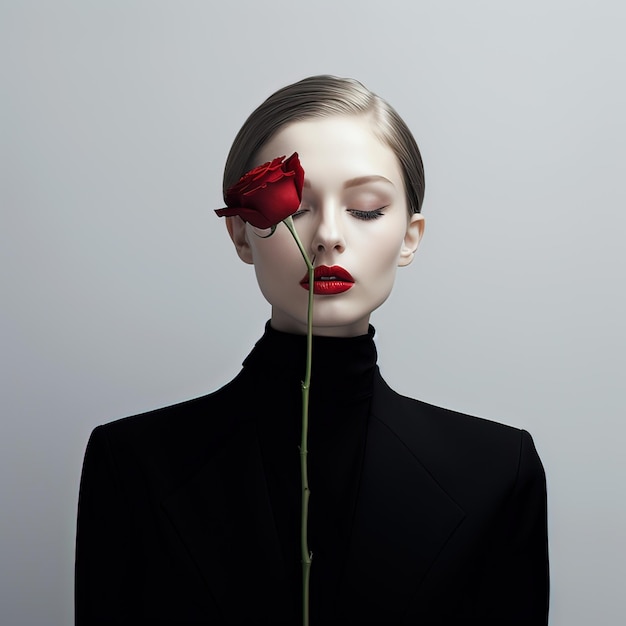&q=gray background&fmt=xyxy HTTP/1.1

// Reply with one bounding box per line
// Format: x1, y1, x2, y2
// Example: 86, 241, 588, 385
1, 1, 625, 624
